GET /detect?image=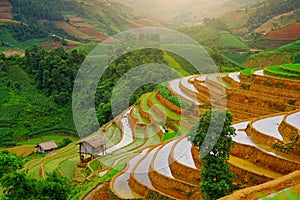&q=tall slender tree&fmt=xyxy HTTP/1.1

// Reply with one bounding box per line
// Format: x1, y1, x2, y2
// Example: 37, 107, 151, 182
189, 109, 236, 200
